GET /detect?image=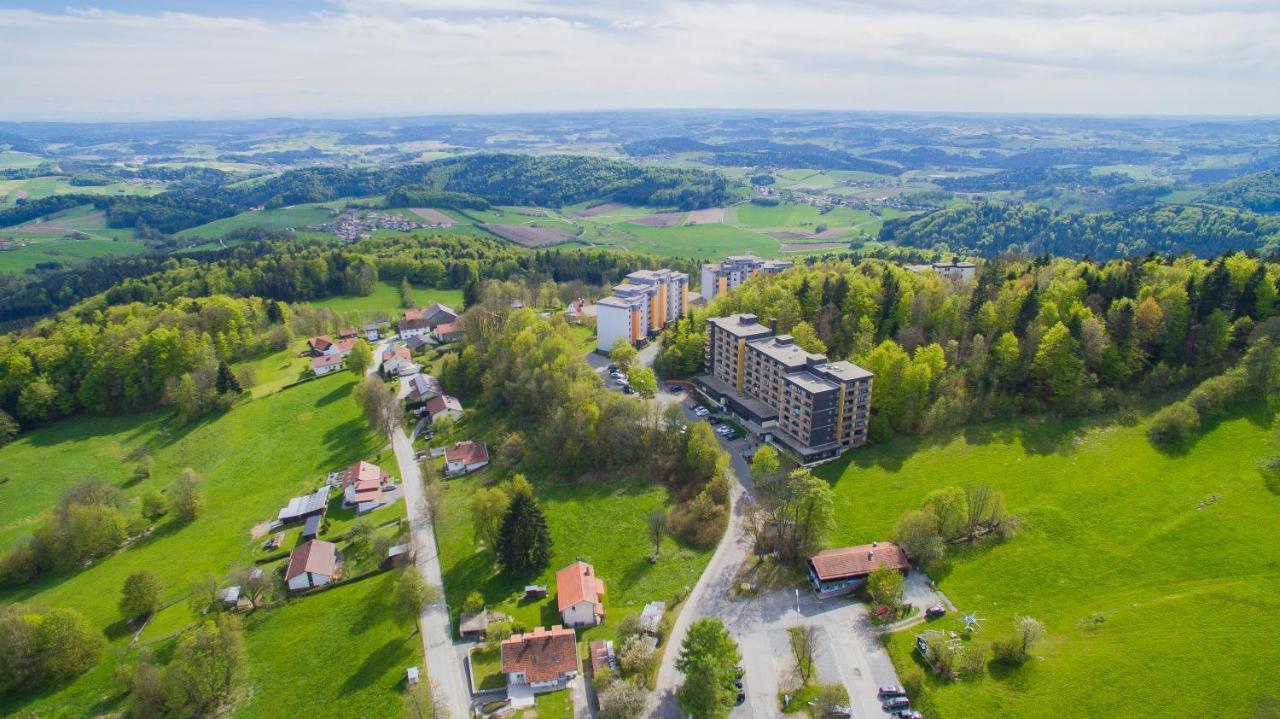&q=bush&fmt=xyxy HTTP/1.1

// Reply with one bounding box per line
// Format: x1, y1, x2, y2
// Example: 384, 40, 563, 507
666, 493, 727, 548
140, 490, 168, 520
120, 570, 164, 620
1146, 401, 1200, 446
0, 605, 104, 695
